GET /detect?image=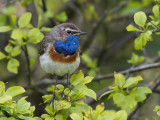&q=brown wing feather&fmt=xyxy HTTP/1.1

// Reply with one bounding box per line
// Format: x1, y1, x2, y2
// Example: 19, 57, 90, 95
38, 33, 54, 55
